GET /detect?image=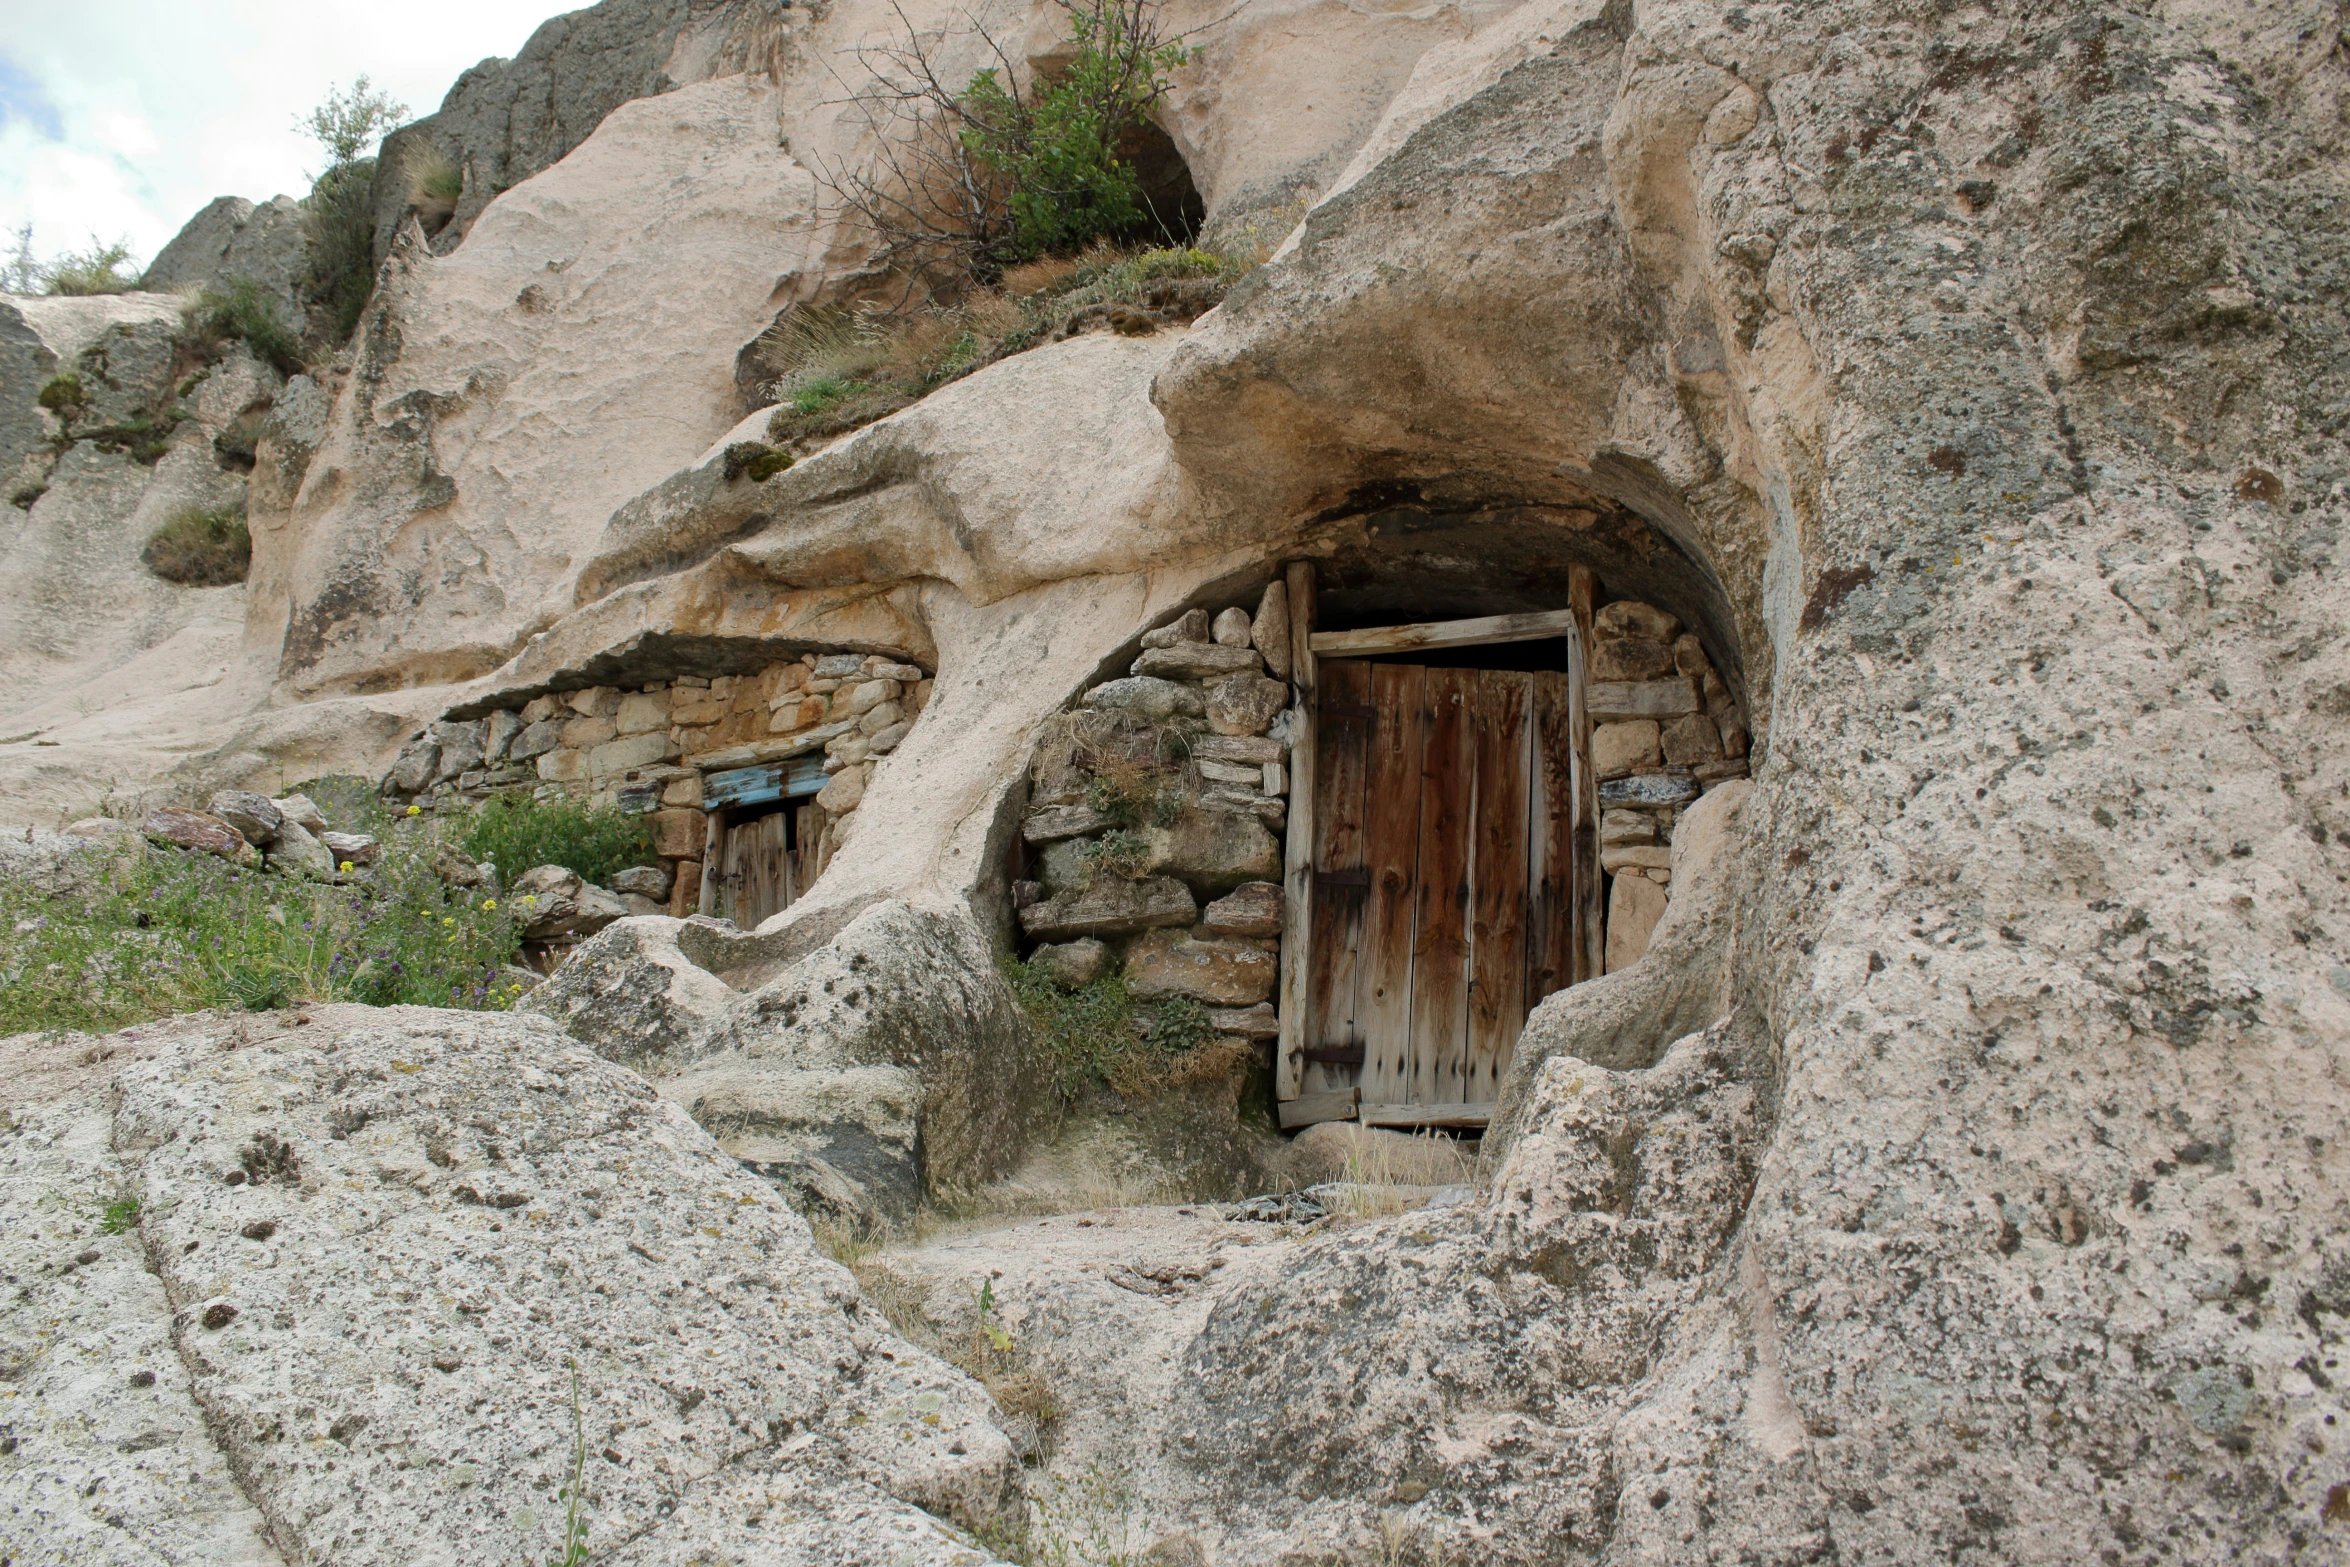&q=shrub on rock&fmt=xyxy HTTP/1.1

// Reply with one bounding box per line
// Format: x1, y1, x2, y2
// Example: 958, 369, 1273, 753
142, 507, 251, 587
